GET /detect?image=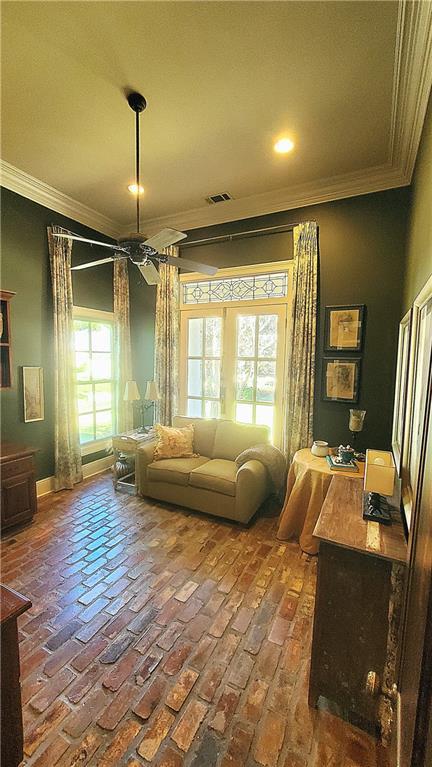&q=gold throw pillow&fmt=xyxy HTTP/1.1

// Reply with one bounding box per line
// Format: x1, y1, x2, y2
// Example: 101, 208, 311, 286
153, 423, 197, 461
